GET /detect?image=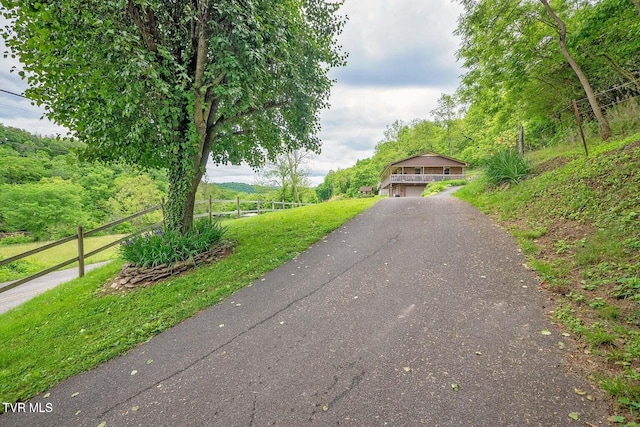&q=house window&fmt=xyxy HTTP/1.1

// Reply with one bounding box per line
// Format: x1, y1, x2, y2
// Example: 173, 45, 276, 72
414, 168, 421, 175
444, 167, 451, 175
